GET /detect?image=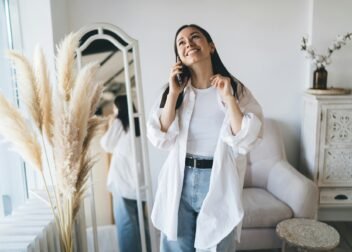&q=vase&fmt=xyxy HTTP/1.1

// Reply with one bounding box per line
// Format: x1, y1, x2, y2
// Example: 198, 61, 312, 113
313, 66, 328, 89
